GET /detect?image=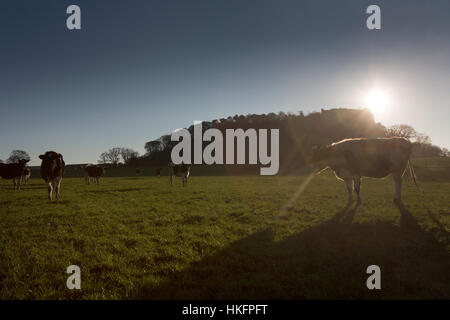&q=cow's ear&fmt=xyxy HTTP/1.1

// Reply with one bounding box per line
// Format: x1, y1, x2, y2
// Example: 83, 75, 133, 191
39, 155, 45, 160
58, 153, 63, 160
